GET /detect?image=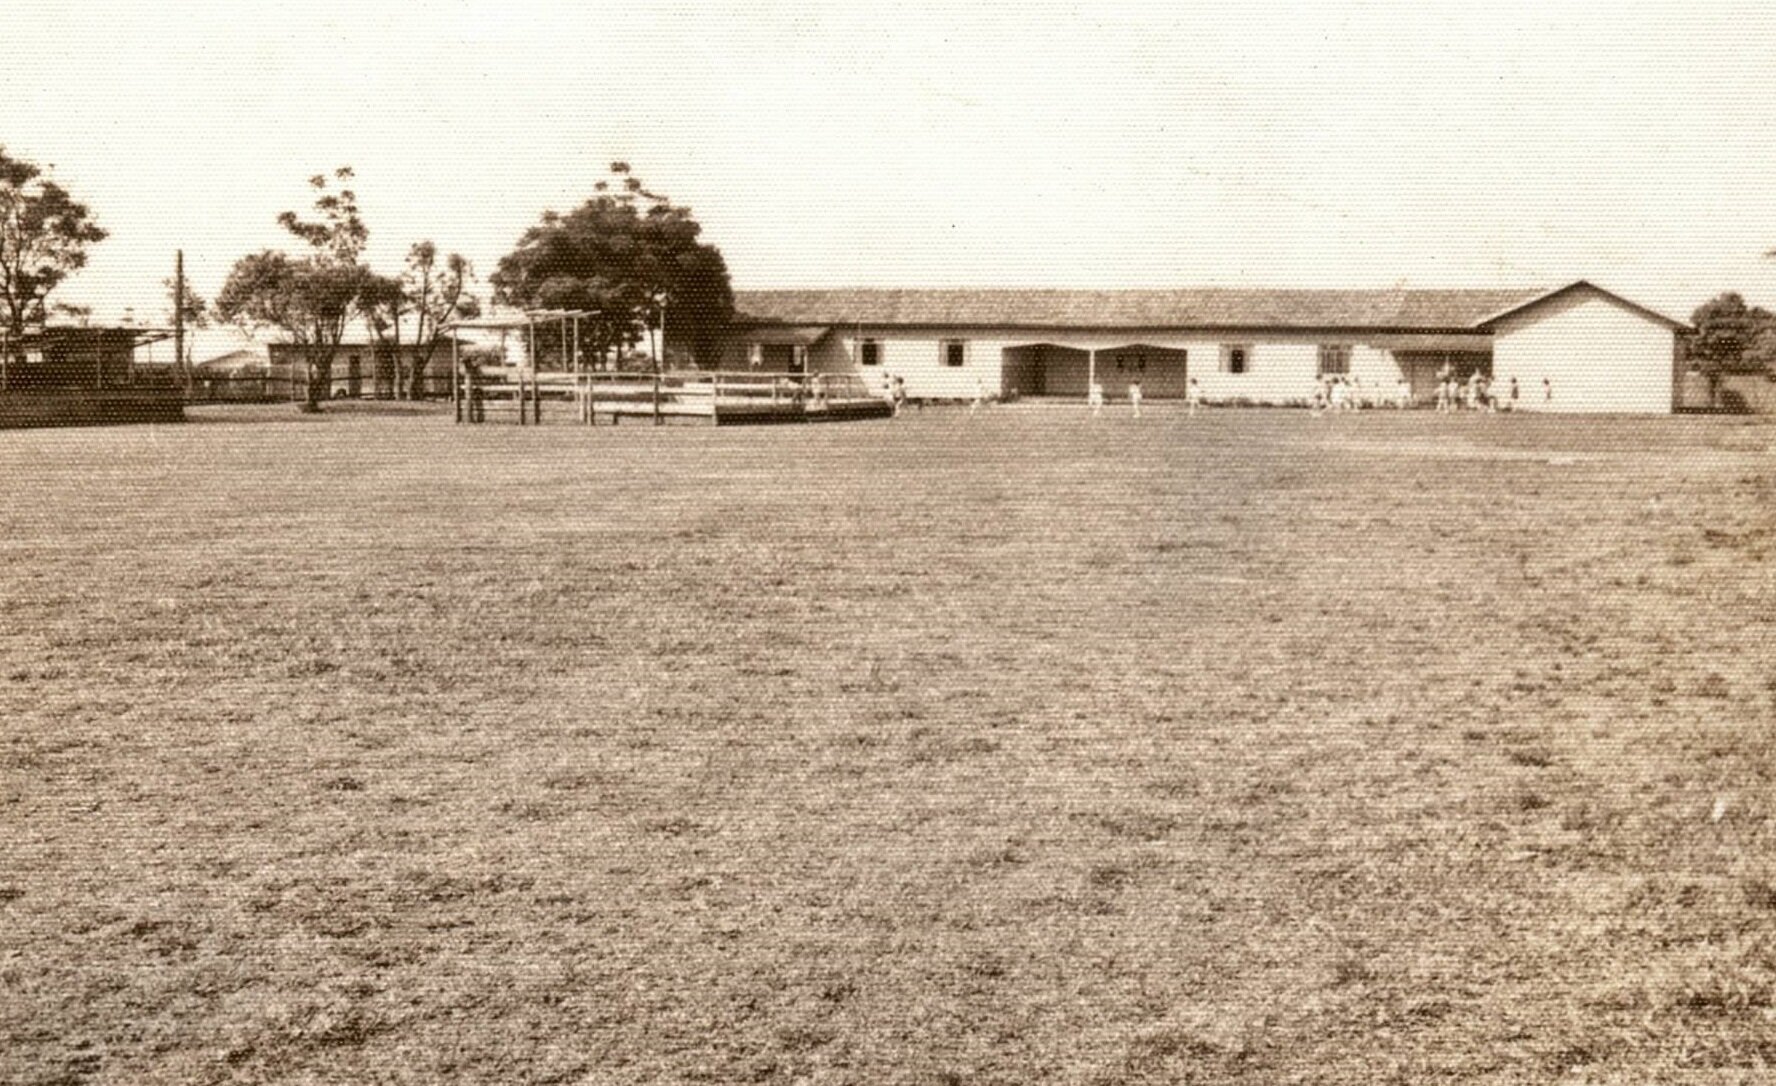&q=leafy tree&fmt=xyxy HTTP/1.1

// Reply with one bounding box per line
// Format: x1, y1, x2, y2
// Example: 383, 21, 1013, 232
356, 245, 480, 400
403, 243, 479, 399
0, 147, 108, 355
490, 162, 732, 369
357, 271, 409, 399
1688, 293, 1774, 375
1747, 321, 1776, 376
213, 169, 369, 411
